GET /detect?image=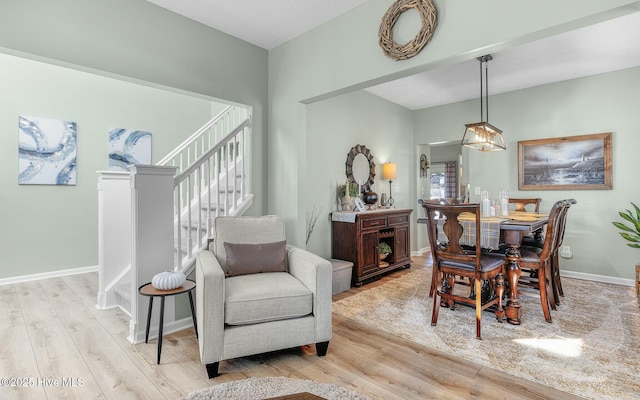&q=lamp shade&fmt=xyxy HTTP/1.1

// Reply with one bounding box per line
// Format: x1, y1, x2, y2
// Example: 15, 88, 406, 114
461, 122, 506, 152
382, 163, 397, 180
